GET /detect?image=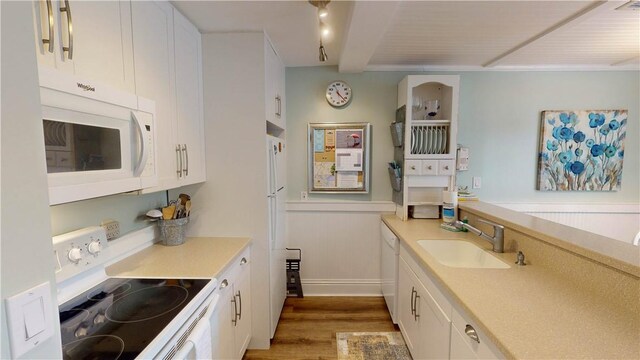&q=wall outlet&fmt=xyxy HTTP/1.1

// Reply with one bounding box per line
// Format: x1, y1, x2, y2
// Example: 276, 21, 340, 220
100, 219, 120, 240
472, 176, 482, 189
301, 191, 308, 201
